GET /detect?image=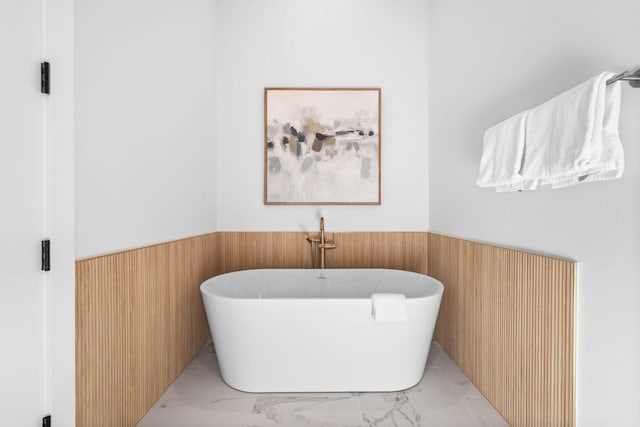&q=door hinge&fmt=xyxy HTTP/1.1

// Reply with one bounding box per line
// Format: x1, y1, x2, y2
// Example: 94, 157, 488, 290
42, 415, 51, 427
41, 61, 50, 94
41, 239, 50, 272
